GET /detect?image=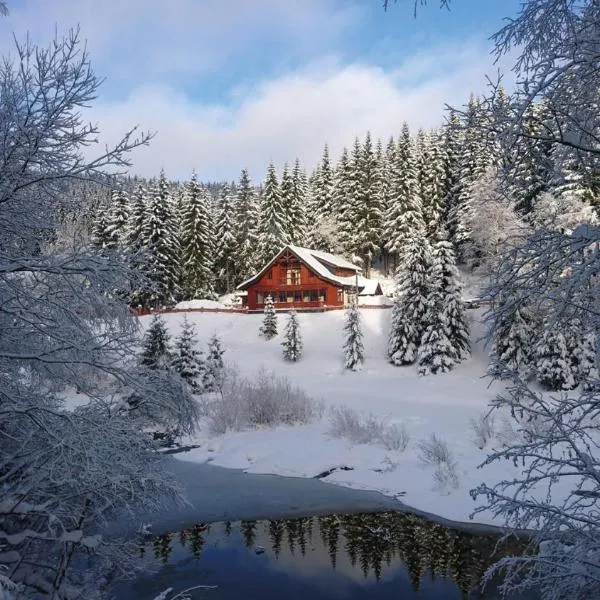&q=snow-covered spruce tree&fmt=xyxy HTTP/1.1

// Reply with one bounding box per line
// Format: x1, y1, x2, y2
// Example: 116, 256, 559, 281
259, 294, 278, 340
257, 162, 286, 265
417, 234, 470, 374
338, 137, 363, 257
0, 30, 199, 599
418, 130, 447, 240
171, 316, 205, 392
214, 184, 238, 294
343, 302, 365, 371
140, 314, 173, 370
143, 170, 182, 306
387, 209, 432, 366
234, 168, 260, 280
104, 187, 130, 249
282, 311, 303, 362
489, 299, 536, 376
290, 158, 309, 246
384, 122, 420, 269
534, 328, 577, 390
203, 333, 225, 392
577, 331, 599, 390
180, 172, 215, 300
